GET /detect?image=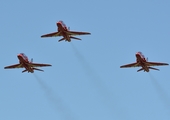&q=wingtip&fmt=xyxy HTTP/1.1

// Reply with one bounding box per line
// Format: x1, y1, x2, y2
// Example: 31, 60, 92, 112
4, 67, 8, 69
87, 32, 91, 35
163, 63, 169, 65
